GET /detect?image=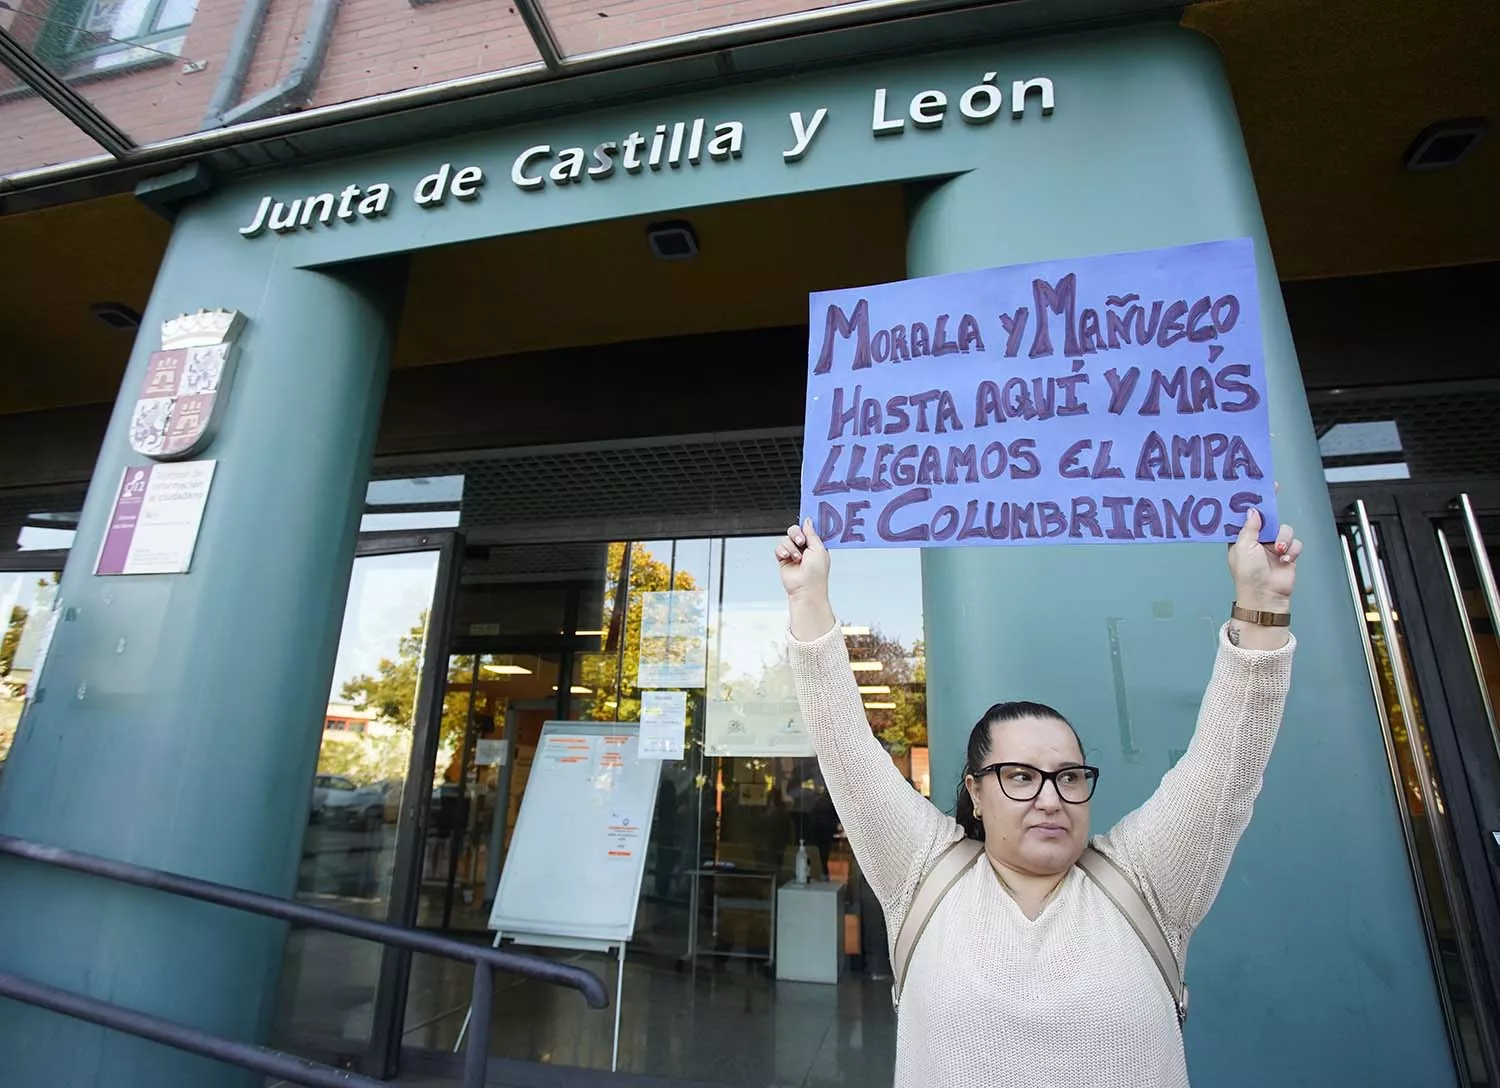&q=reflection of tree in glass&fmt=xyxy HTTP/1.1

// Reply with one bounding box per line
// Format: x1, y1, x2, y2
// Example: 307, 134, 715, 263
334, 612, 471, 783
1, 575, 60, 764
0, 593, 22, 759
716, 651, 799, 704
846, 630, 927, 755
1, 603, 29, 676
1370, 620, 1447, 823
579, 543, 698, 724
